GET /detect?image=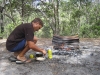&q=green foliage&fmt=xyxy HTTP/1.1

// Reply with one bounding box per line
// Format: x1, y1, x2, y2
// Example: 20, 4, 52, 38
35, 25, 52, 38
79, 24, 100, 38
79, 24, 92, 38
3, 23, 17, 37
90, 25, 100, 37
5, 0, 34, 22
1, 0, 100, 38
60, 25, 72, 36
72, 10, 83, 18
